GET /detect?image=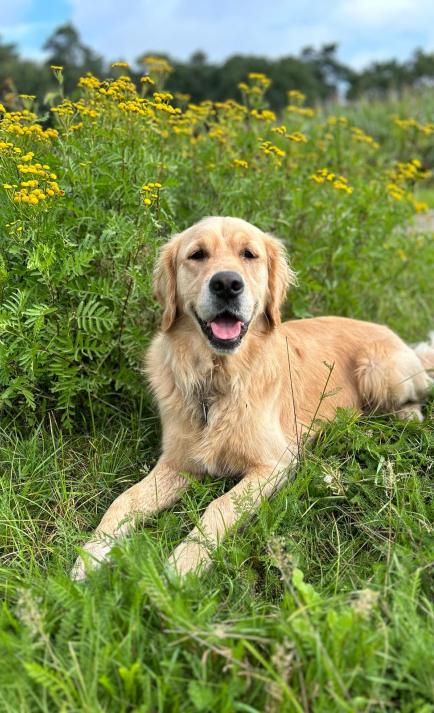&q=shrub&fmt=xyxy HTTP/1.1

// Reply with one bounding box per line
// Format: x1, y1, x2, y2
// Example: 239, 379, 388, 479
0, 70, 432, 426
